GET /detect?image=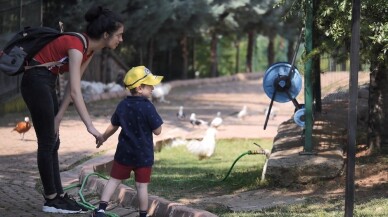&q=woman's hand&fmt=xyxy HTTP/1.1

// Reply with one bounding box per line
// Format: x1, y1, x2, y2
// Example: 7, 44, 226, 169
54, 115, 62, 141
54, 116, 61, 133
87, 126, 104, 144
